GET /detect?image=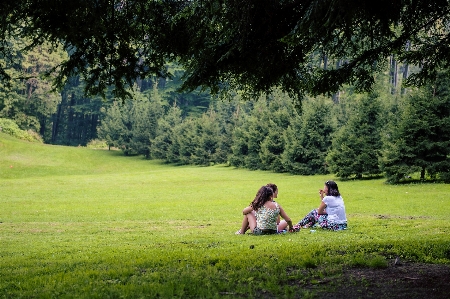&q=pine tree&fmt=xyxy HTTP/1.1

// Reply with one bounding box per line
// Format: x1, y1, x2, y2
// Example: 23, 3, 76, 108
211, 99, 241, 164
0, 37, 67, 138
229, 124, 249, 167
175, 118, 197, 165
242, 100, 270, 170
97, 88, 162, 157
327, 93, 382, 179
259, 91, 296, 172
229, 99, 270, 170
282, 98, 334, 175
381, 73, 450, 183
150, 104, 183, 162
191, 110, 220, 166
128, 91, 162, 158
97, 101, 128, 151
259, 119, 286, 172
